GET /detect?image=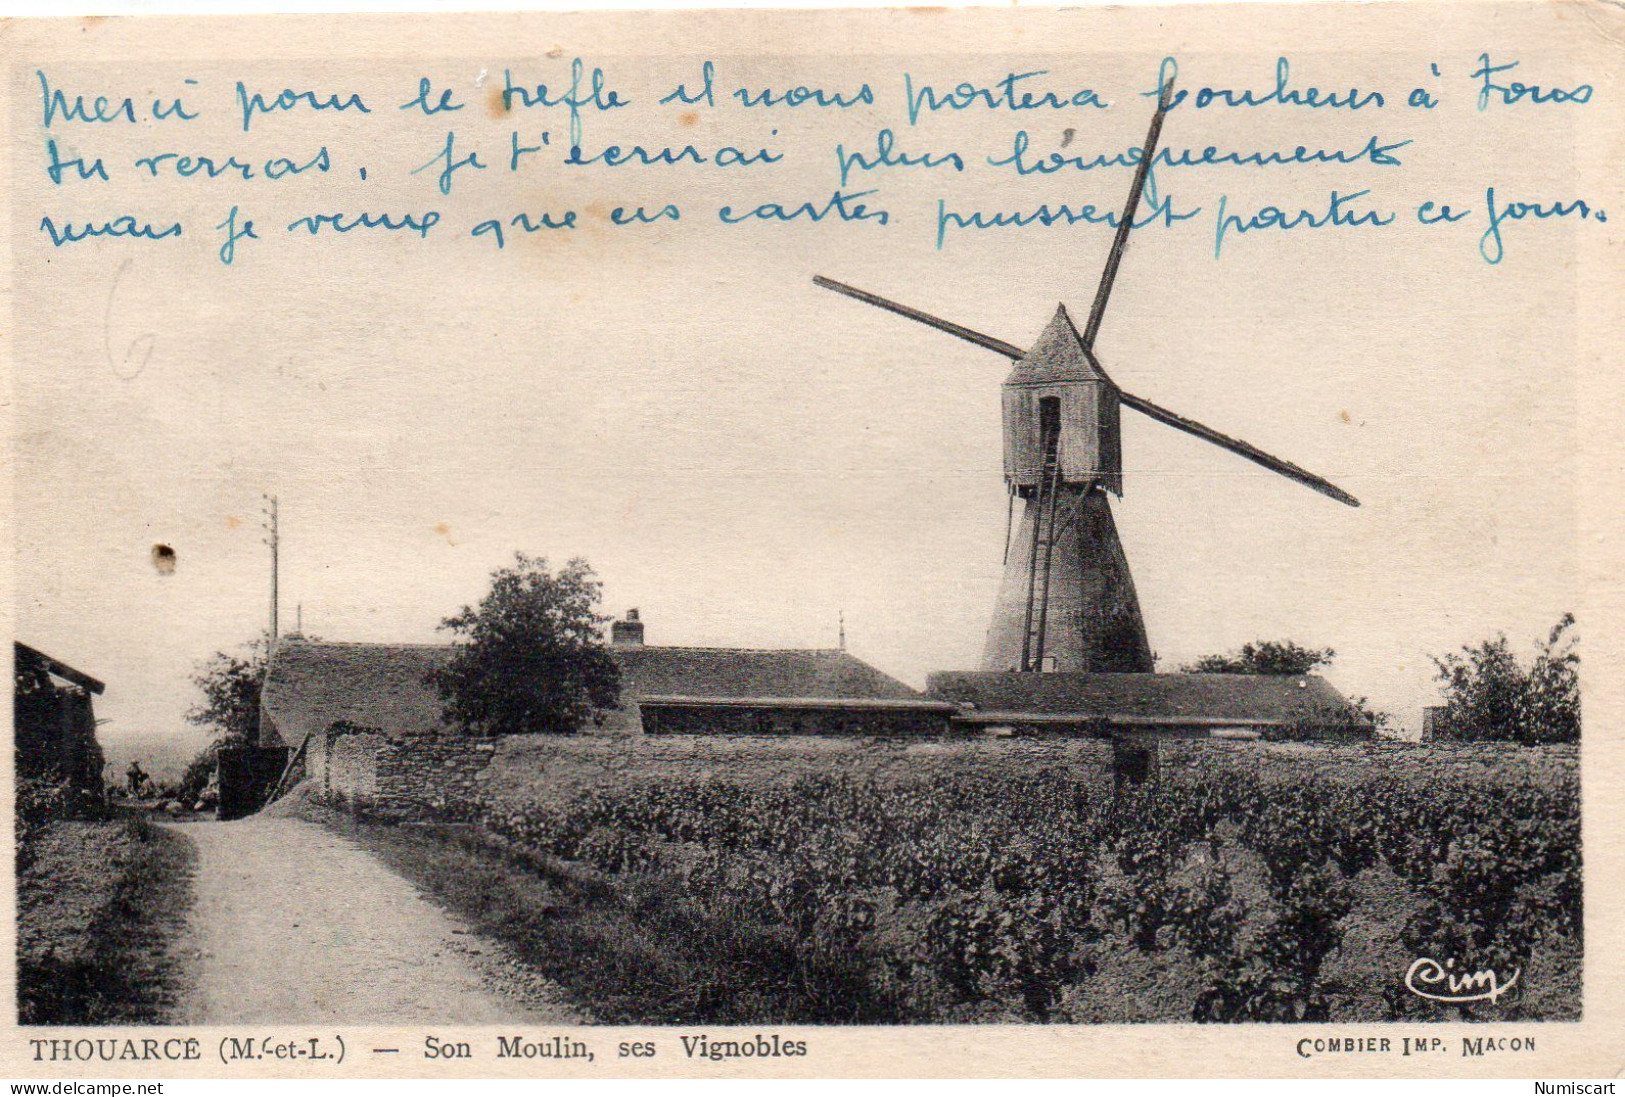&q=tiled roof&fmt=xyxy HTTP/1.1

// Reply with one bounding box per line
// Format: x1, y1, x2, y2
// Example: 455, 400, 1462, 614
260, 642, 451, 746
259, 639, 922, 746
614, 644, 920, 702
1003, 304, 1114, 387
927, 671, 1355, 726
